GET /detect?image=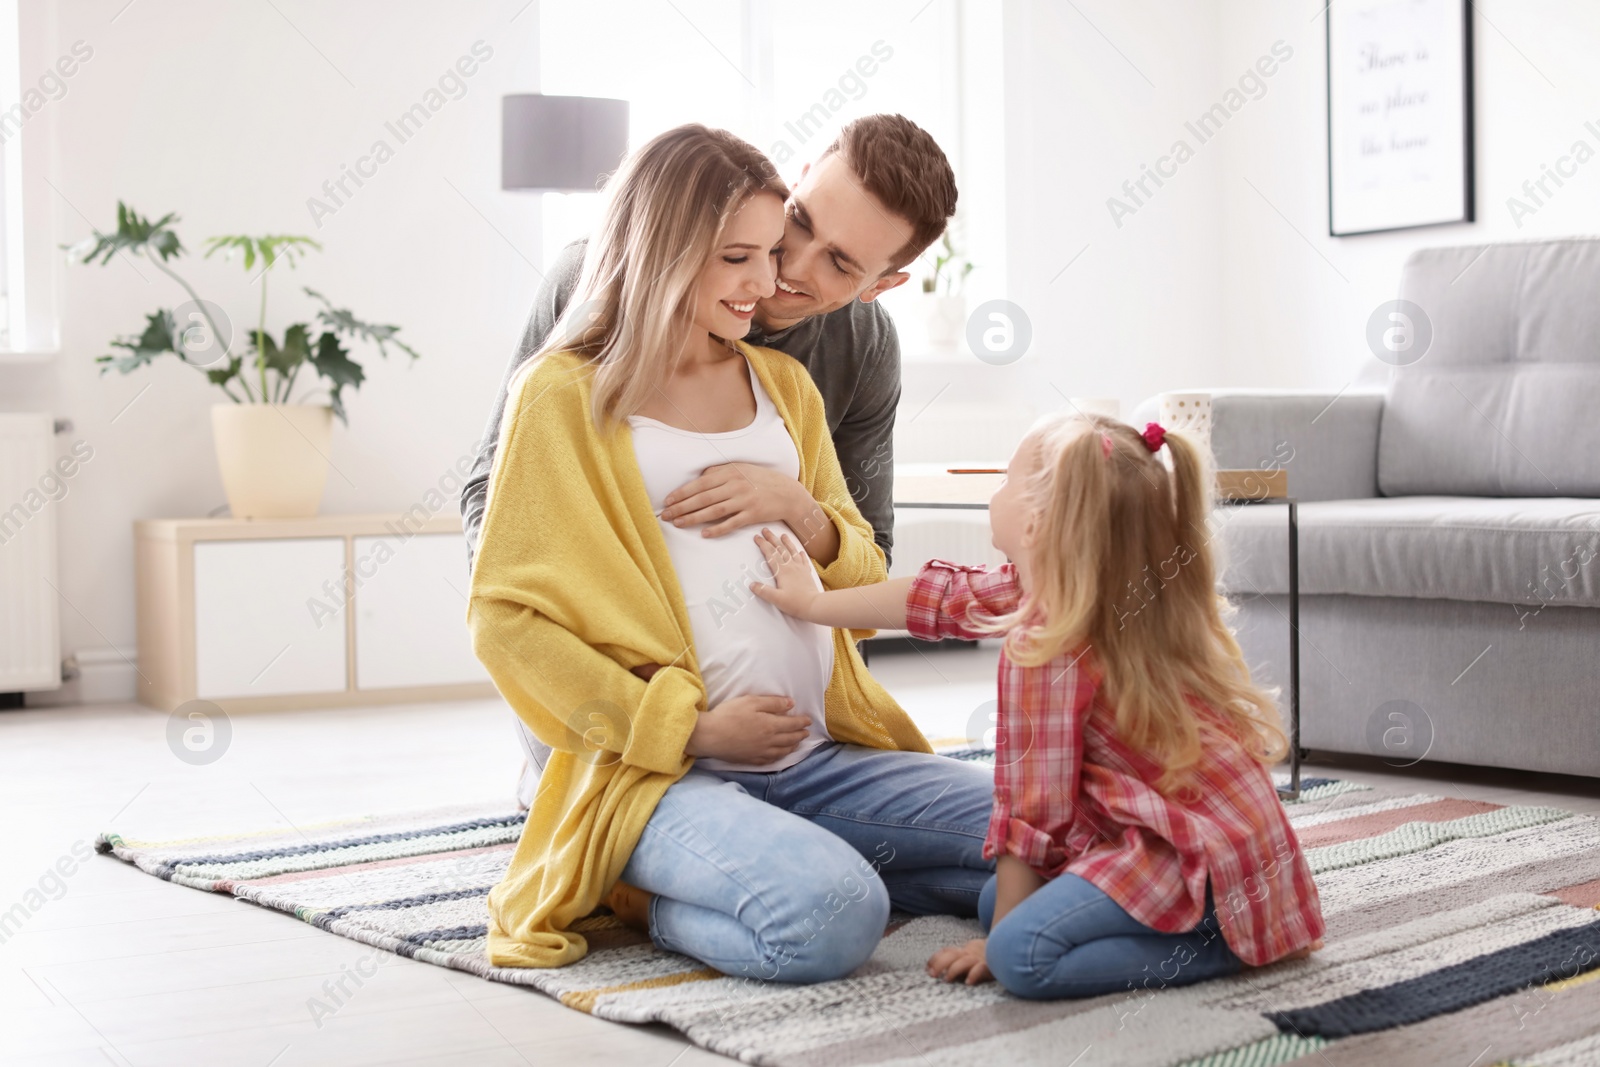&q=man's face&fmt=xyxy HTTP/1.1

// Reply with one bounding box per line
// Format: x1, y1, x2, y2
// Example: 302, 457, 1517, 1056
756, 152, 913, 331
